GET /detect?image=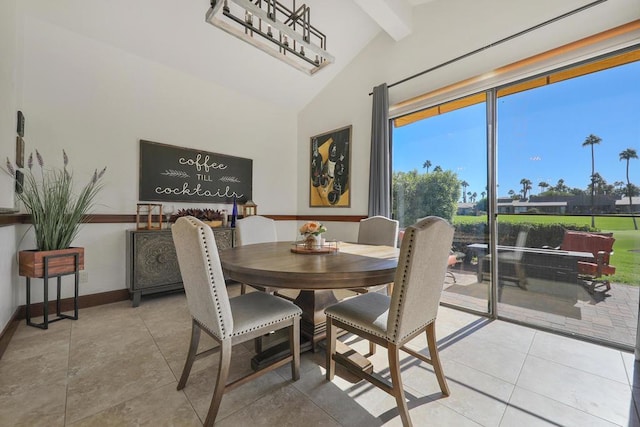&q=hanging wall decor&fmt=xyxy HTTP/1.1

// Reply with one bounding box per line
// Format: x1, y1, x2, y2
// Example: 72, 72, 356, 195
309, 125, 351, 207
